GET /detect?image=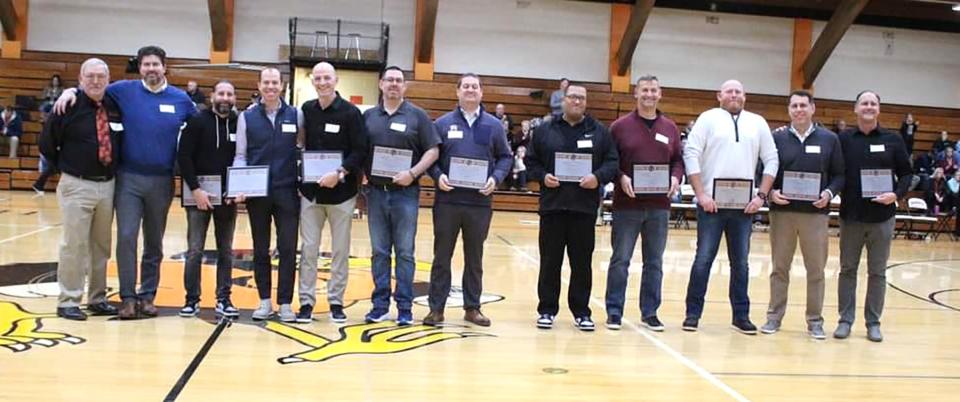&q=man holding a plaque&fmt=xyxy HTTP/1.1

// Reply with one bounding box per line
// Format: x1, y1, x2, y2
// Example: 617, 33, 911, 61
834, 91, 912, 342
233, 68, 303, 322
525, 83, 619, 331
423, 73, 512, 327
39, 58, 121, 320
176, 80, 240, 318
761, 90, 845, 339
682, 79, 779, 334
297, 62, 368, 323
604, 75, 684, 331
362, 66, 441, 325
